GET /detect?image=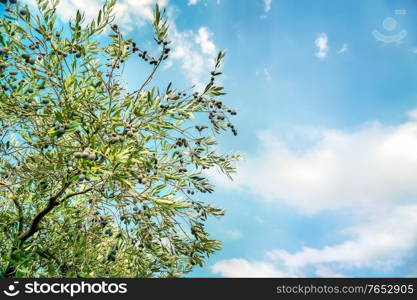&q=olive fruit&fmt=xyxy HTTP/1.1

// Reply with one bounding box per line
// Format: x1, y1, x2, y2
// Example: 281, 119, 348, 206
107, 254, 116, 262
87, 153, 96, 161
19, 8, 28, 16
74, 152, 83, 159
80, 151, 89, 159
